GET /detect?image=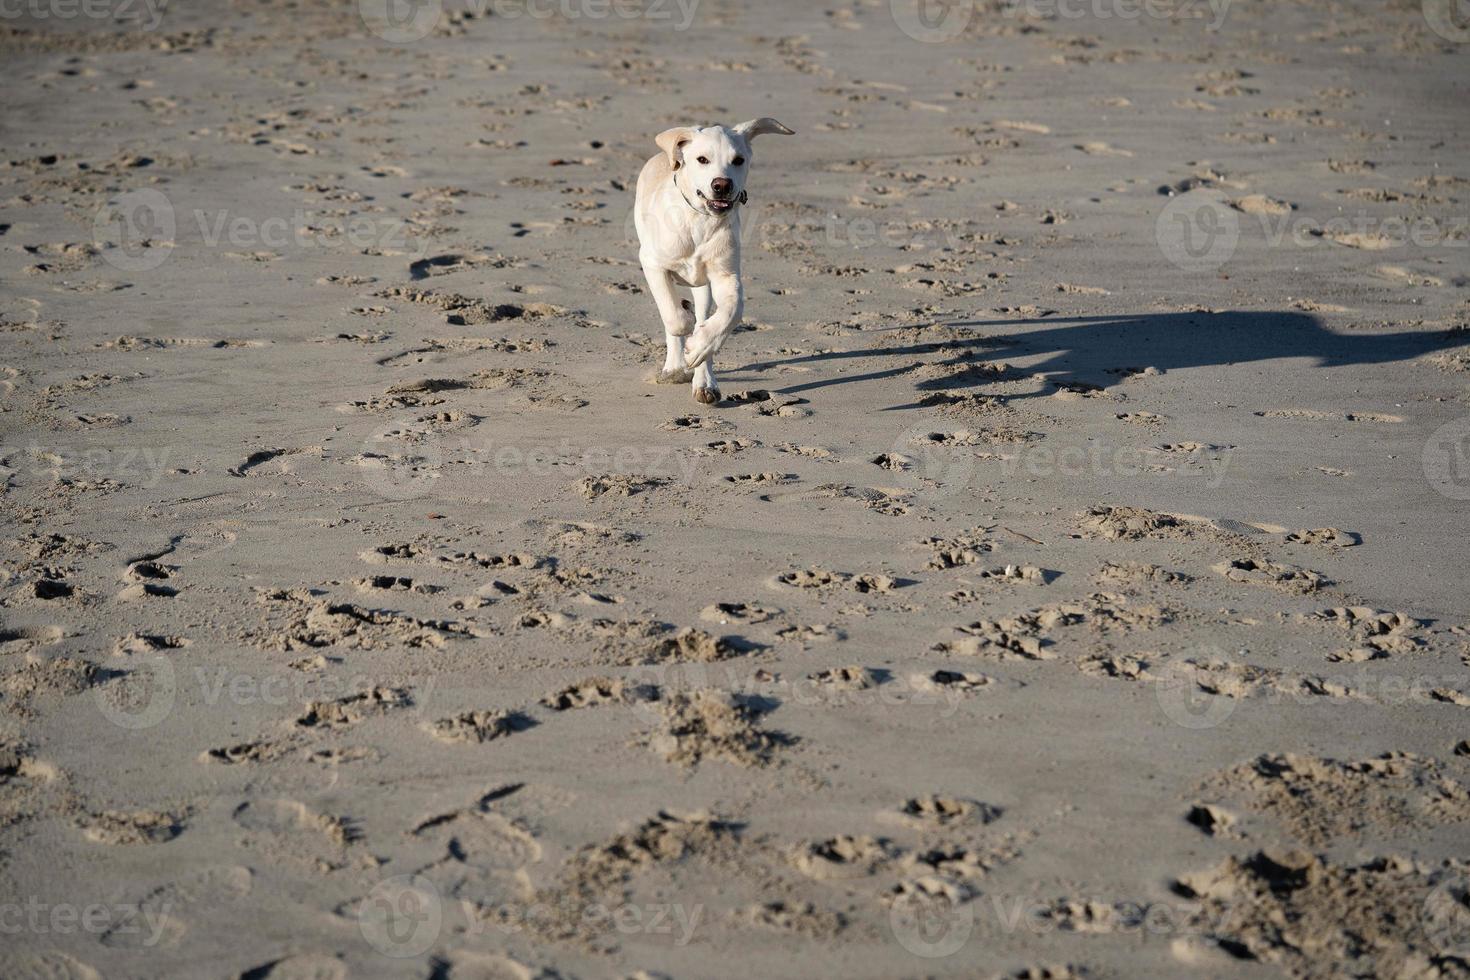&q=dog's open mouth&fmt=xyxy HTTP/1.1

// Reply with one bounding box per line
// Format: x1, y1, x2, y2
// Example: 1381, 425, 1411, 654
698, 190, 734, 214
